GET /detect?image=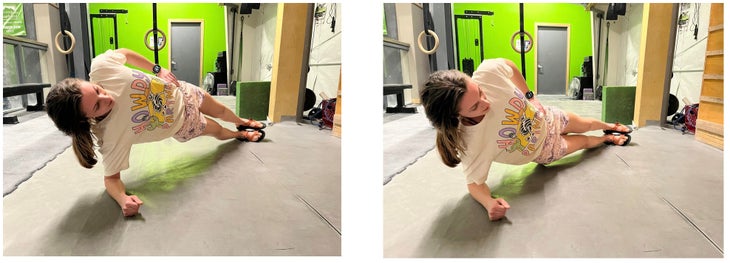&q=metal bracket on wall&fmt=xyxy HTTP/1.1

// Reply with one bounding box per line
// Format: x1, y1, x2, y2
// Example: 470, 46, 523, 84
464, 10, 494, 16
99, 9, 127, 14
